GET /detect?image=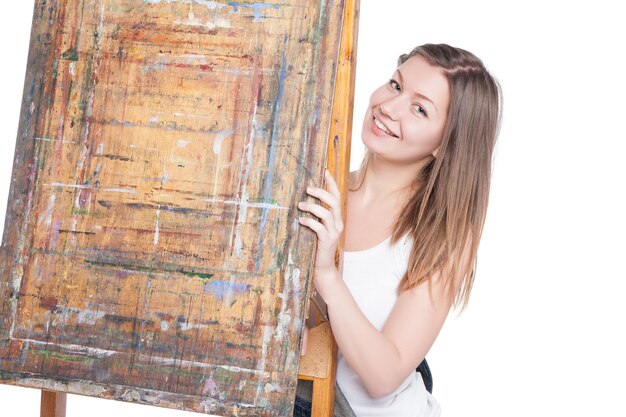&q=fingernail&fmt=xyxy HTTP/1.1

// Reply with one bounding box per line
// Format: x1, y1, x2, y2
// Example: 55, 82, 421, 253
297, 202, 304, 208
